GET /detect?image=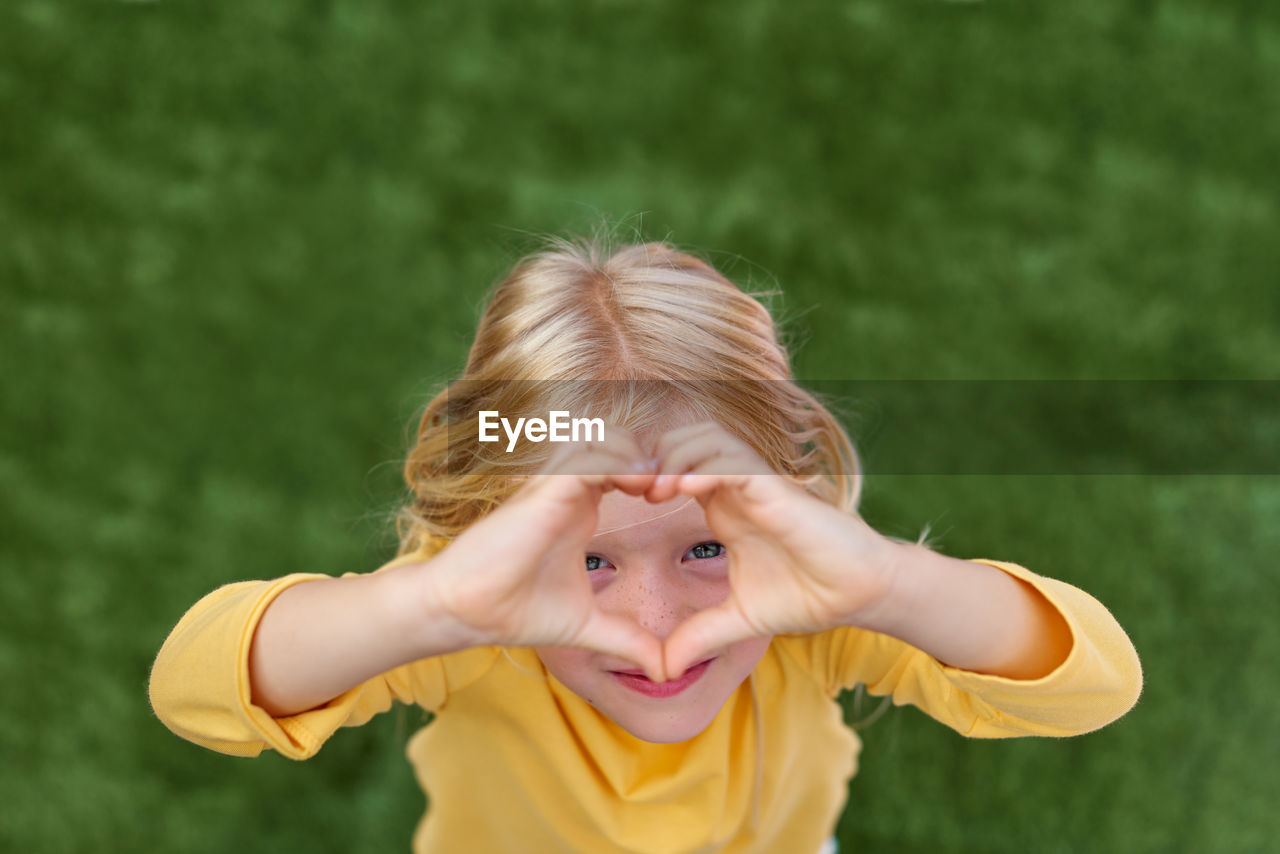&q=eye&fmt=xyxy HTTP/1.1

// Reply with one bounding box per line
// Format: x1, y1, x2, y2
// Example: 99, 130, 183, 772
686, 542, 726, 560
585, 554, 614, 572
